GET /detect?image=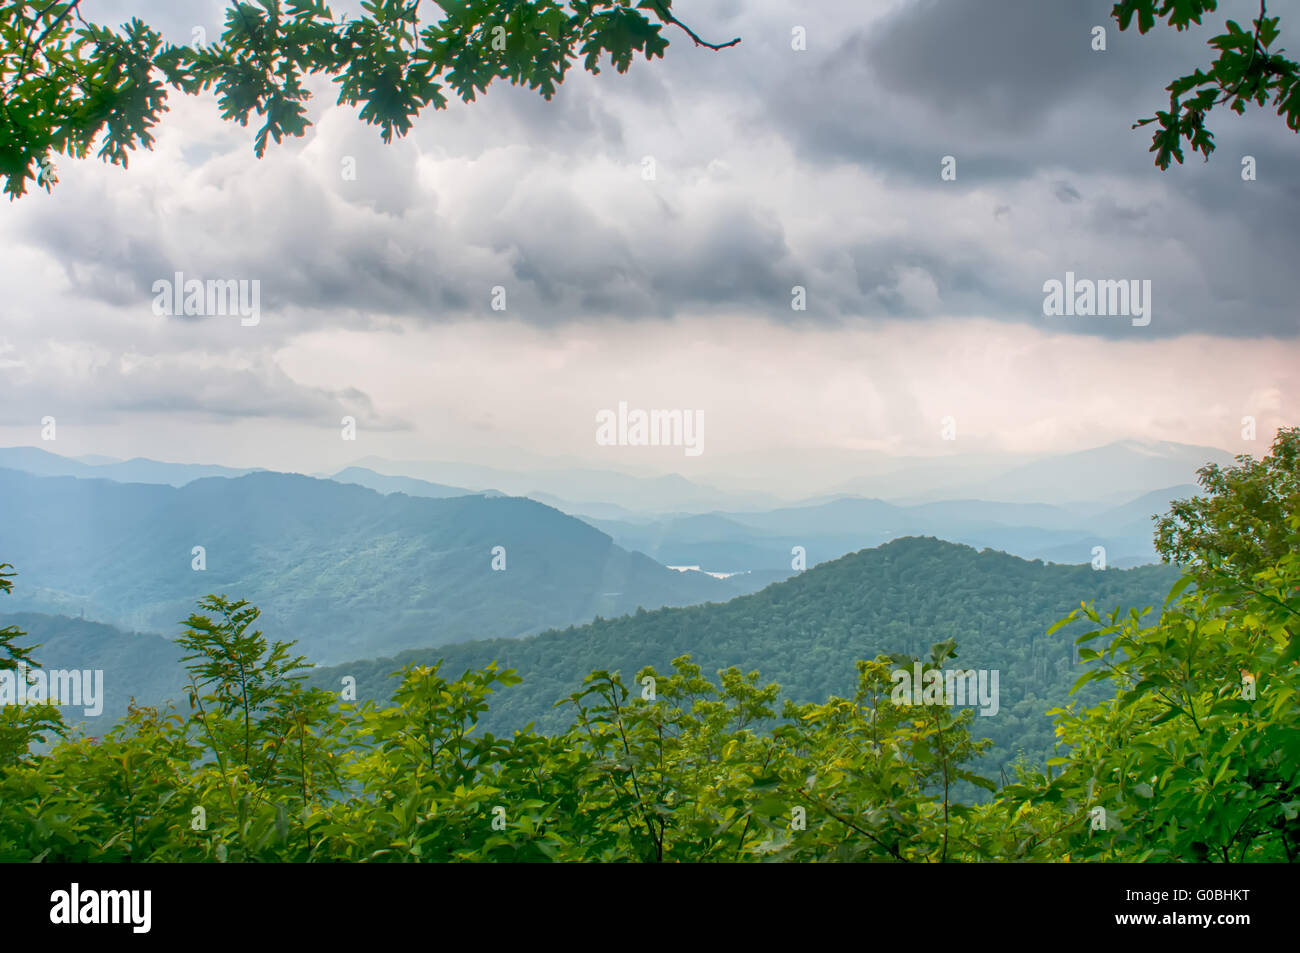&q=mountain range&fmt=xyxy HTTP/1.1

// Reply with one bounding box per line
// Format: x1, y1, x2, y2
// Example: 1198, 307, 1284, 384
0, 467, 775, 664
0, 440, 1219, 670
3, 537, 1182, 782
310, 536, 1181, 776
0, 439, 1233, 516
588, 484, 1197, 572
